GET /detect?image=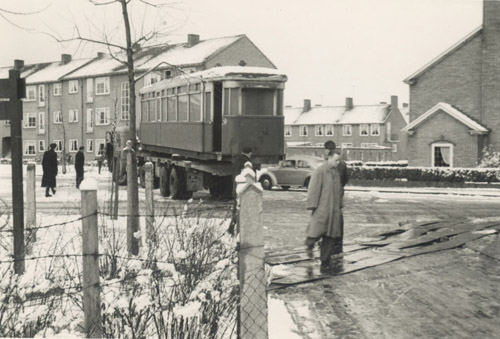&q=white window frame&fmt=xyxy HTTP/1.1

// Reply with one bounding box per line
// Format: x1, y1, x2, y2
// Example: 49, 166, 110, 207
69, 109, 78, 123
95, 77, 110, 95
284, 125, 292, 137
38, 112, 45, 134
23, 140, 36, 155
431, 142, 454, 168
95, 108, 110, 125
144, 72, 161, 86
121, 82, 130, 120
342, 143, 353, 148
95, 139, 106, 156
325, 125, 334, 136
26, 86, 36, 101
53, 111, 62, 124
86, 109, 94, 133
39, 140, 46, 152
370, 124, 380, 136
360, 124, 369, 136
299, 125, 308, 137
38, 85, 46, 107
53, 83, 62, 96
343, 124, 352, 136
86, 139, 94, 153
53, 140, 63, 152
23, 113, 36, 128
69, 80, 79, 94
315, 125, 325, 137
86, 78, 94, 103
69, 139, 79, 152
